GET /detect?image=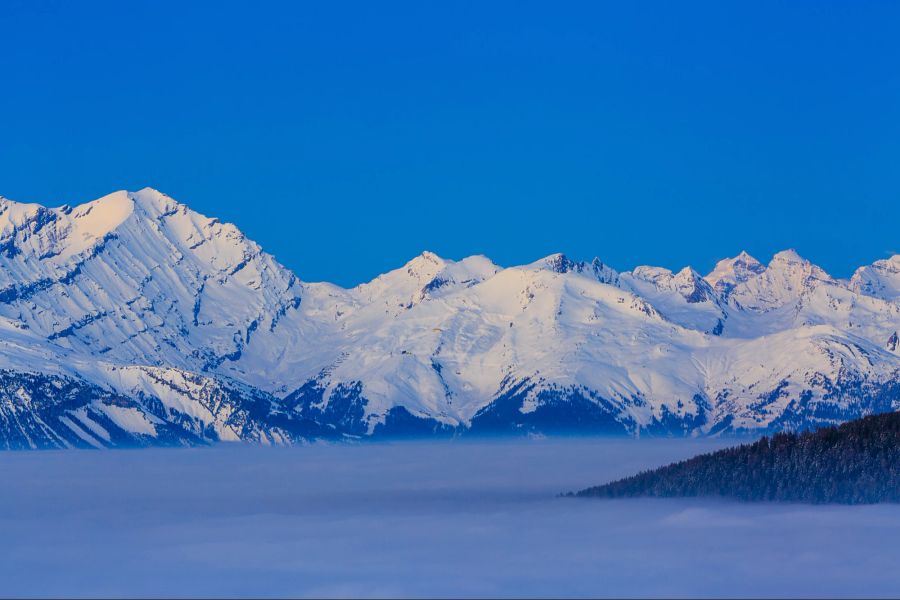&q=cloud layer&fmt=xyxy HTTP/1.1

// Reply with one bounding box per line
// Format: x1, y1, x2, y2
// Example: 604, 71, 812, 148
0, 439, 898, 597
